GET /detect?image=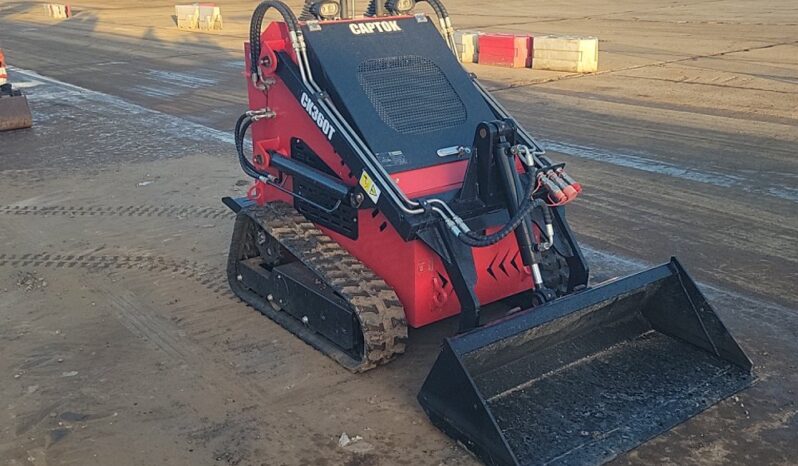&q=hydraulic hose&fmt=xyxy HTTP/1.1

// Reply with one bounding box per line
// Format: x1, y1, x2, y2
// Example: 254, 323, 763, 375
235, 113, 346, 213
298, 0, 314, 20
419, 0, 446, 17
457, 170, 545, 247
234, 113, 261, 180
458, 198, 547, 247
250, 1, 300, 84
416, 0, 457, 52
364, 0, 382, 16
